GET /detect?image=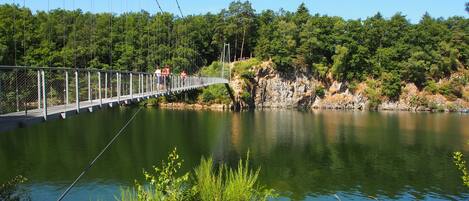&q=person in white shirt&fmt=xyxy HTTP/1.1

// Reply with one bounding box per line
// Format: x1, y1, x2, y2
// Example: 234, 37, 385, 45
155, 68, 161, 88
